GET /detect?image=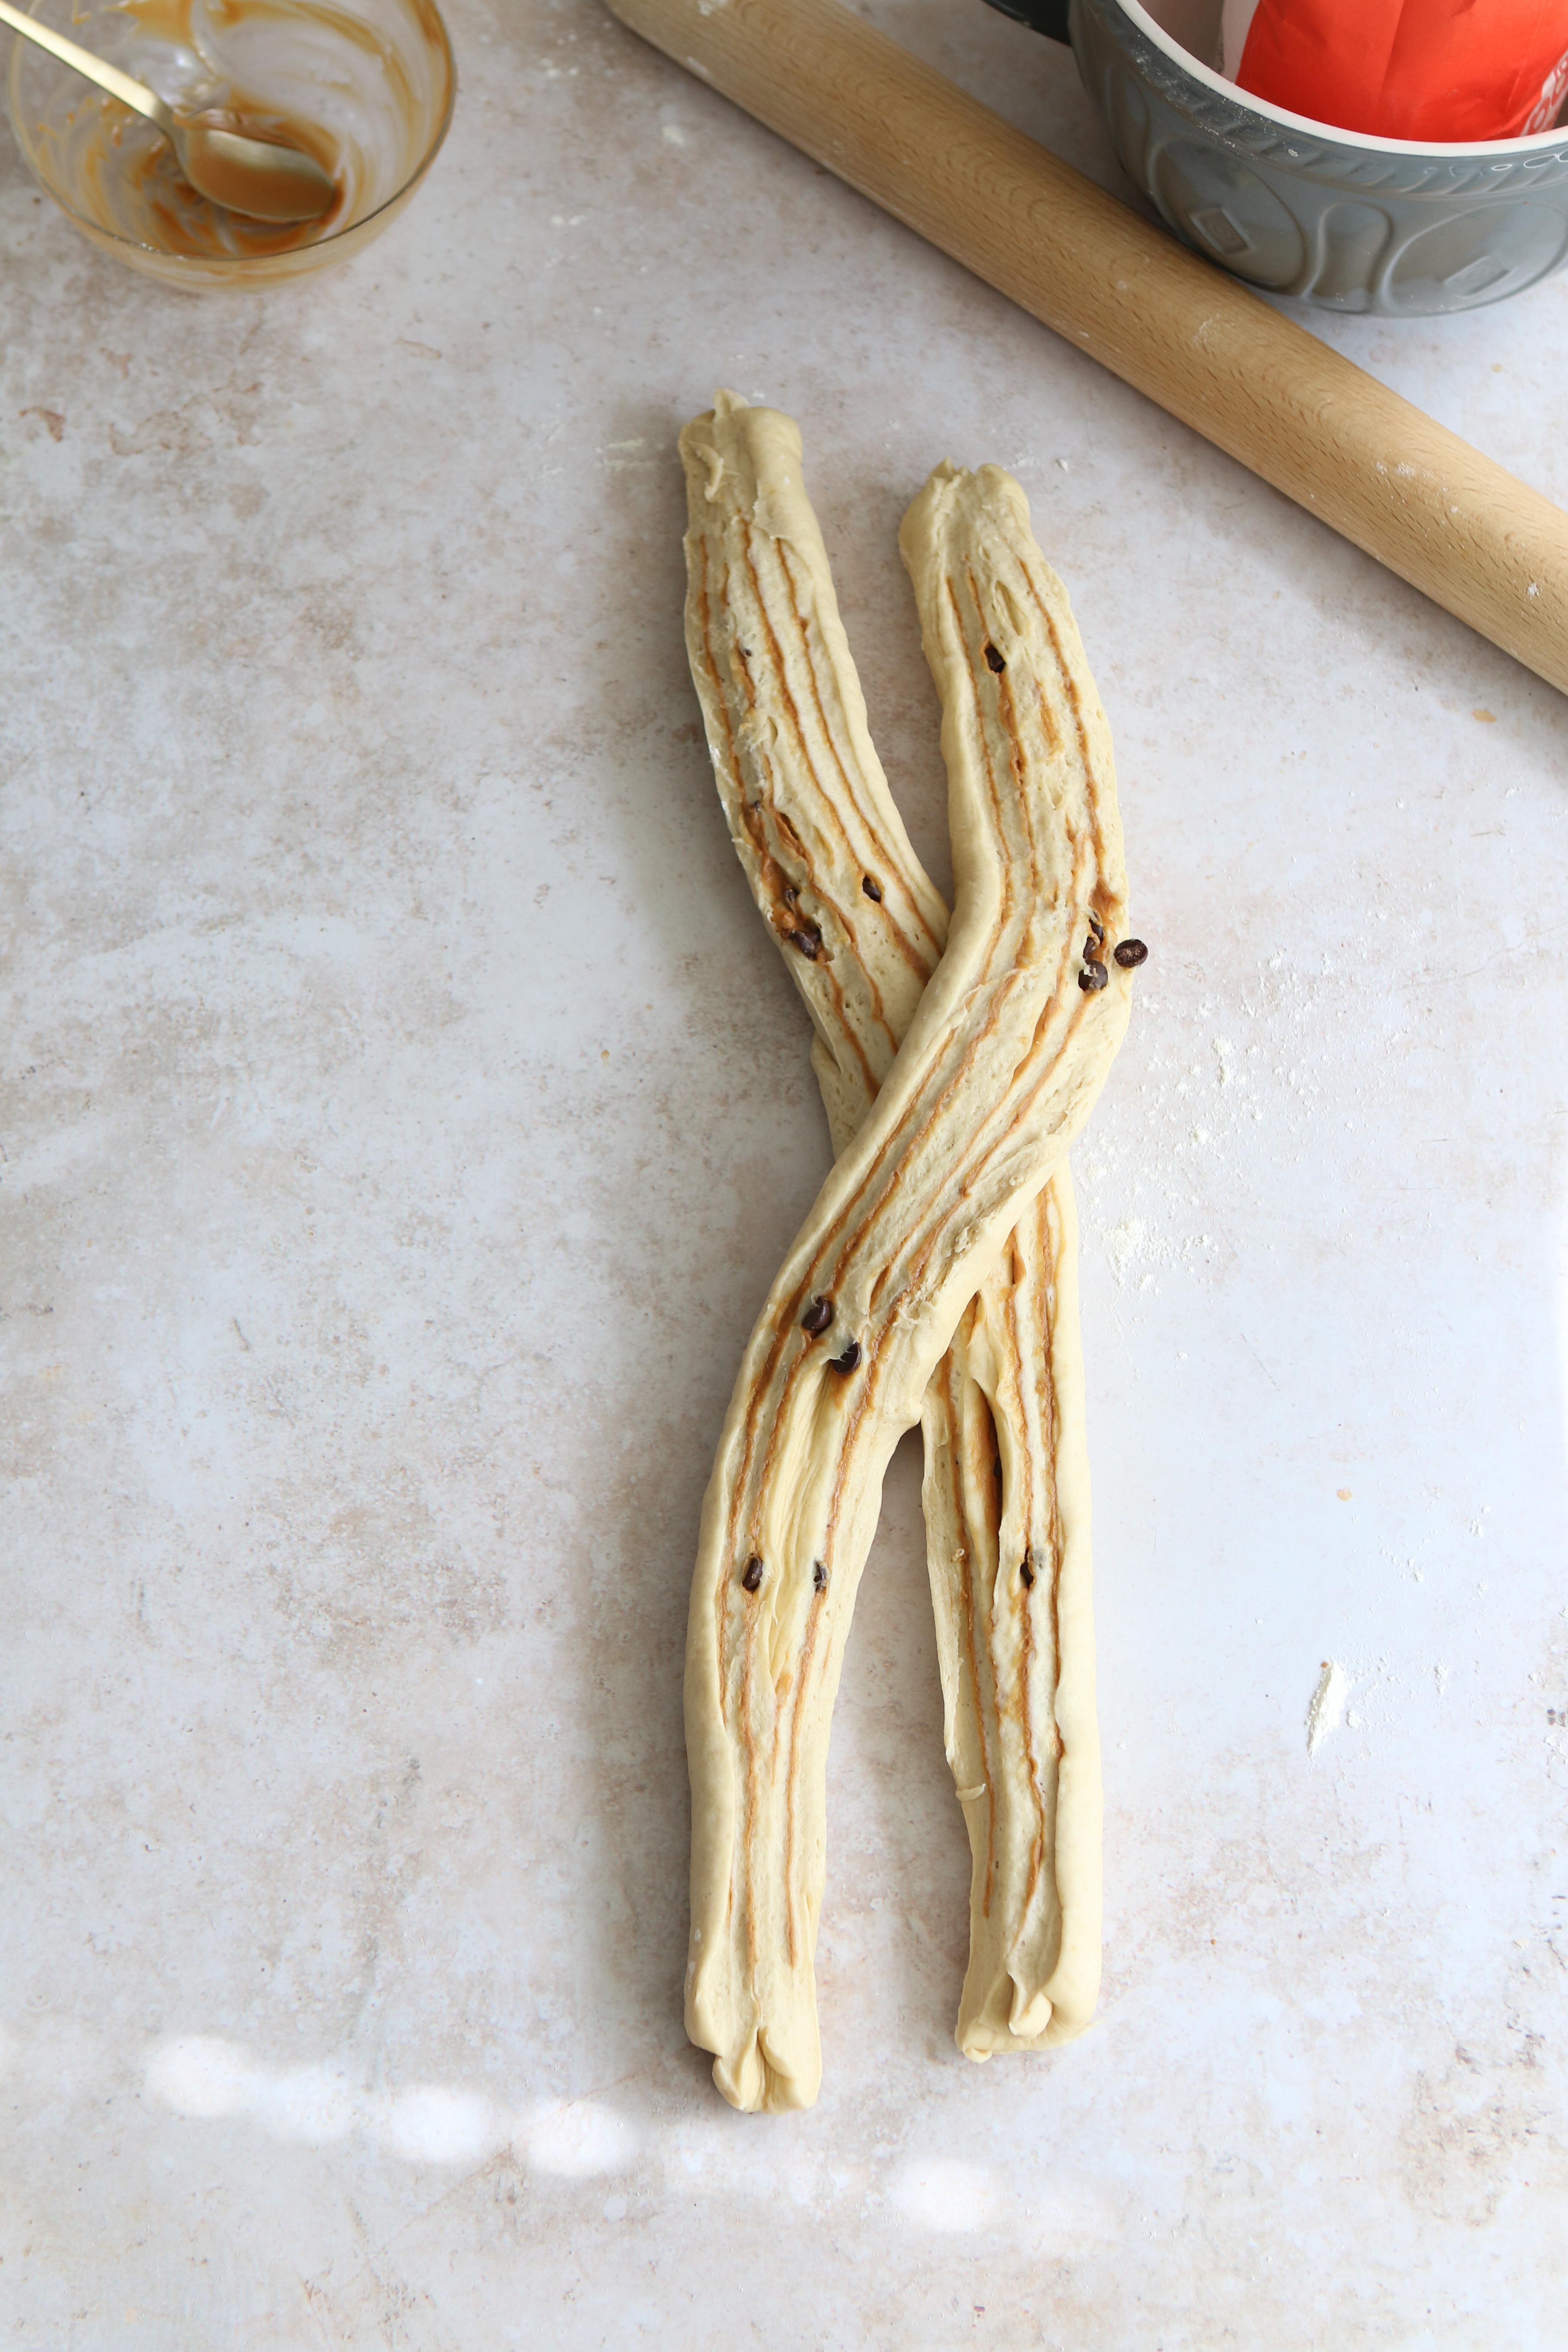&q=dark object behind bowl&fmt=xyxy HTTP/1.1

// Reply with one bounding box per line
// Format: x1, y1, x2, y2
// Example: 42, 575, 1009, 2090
986, 0, 1071, 37
982, 0, 1568, 313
